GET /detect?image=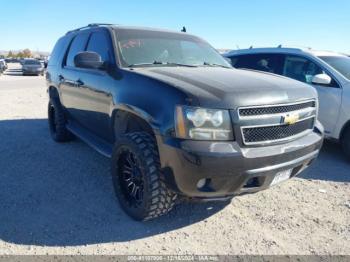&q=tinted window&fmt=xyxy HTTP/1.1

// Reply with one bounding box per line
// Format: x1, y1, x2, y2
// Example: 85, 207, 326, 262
319, 56, 350, 80
231, 54, 283, 74
48, 37, 69, 66
283, 55, 323, 84
86, 32, 111, 62
66, 33, 90, 67
228, 57, 239, 67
